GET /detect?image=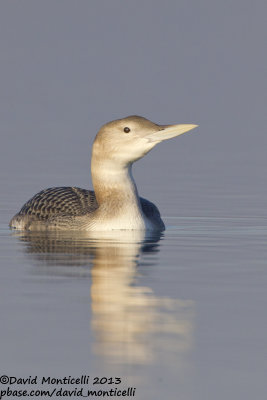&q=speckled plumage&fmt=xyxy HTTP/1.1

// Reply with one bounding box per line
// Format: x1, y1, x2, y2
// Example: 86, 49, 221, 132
17, 187, 98, 219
